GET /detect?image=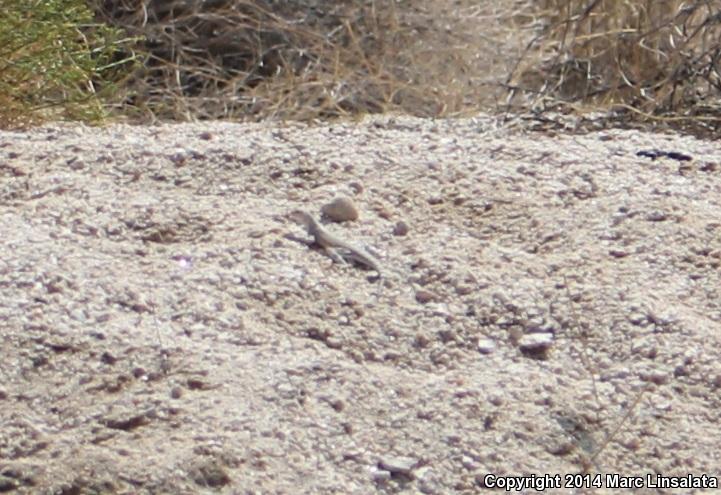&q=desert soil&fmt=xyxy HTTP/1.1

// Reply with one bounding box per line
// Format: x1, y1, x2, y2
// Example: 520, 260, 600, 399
1, 116, 720, 494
